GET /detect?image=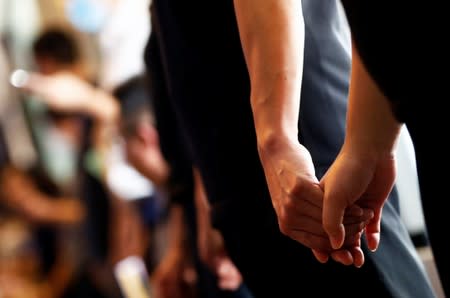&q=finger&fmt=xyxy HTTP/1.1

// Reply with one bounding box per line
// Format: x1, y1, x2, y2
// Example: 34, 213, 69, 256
288, 197, 322, 221
286, 229, 333, 251
284, 218, 366, 250
330, 232, 364, 268
350, 246, 365, 268
344, 221, 367, 237
330, 250, 353, 266
343, 231, 365, 267
311, 249, 329, 263
321, 184, 347, 250
345, 206, 374, 220
330, 230, 364, 266
346, 204, 364, 217
362, 203, 383, 251
329, 246, 365, 267
343, 231, 362, 248
284, 176, 323, 209
343, 209, 373, 225
365, 216, 381, 252
281, 214, 329, 239
287, 223, 365, 253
